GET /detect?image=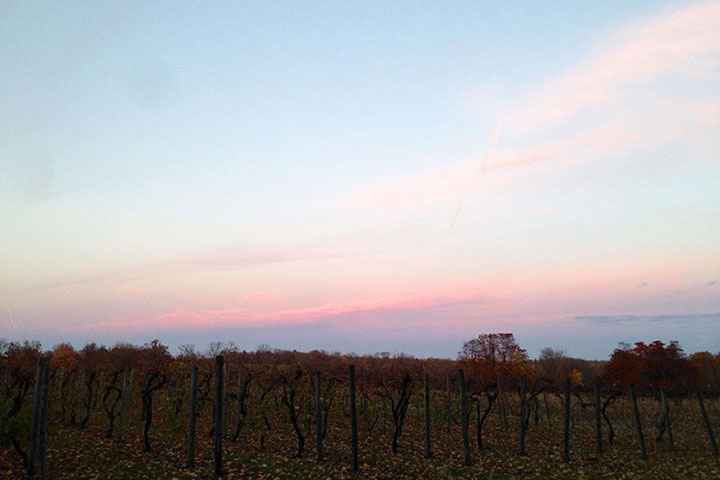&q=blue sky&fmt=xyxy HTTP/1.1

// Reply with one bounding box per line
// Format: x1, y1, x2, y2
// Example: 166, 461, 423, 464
1, 1, 719, 359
